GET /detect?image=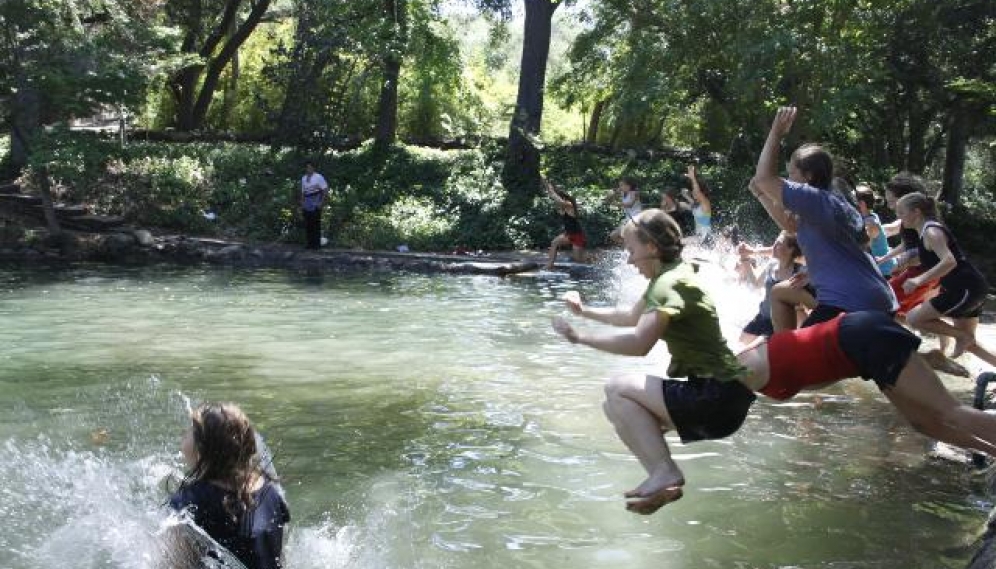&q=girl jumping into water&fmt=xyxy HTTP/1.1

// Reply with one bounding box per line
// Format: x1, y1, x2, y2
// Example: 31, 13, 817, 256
552, 209, 755, 515
543, 177, 587, 269
895, 193, 996, 366
170, 403, 290, 569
